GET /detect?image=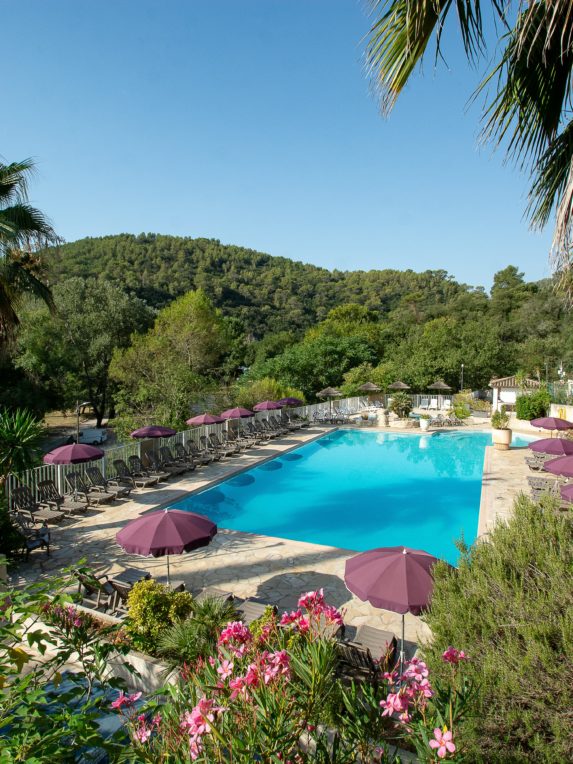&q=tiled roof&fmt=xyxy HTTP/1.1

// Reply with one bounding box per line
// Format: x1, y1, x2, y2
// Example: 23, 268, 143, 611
489, 375, 541, 389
